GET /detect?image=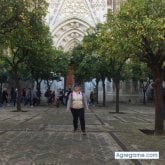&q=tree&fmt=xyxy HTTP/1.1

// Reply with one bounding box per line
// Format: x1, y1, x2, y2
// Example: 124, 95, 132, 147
0, 61, 9, 100
70, 44, 95, 82
128, 61, 152, 105
77, 52, 101, 103
82, 27, 112, 106
25, 21, 55, 101
96, 14, 130, 112
118, 0, 165, 134
0, 0, 22, 37
52, 49, 70, 80
1, 0, 49, 111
